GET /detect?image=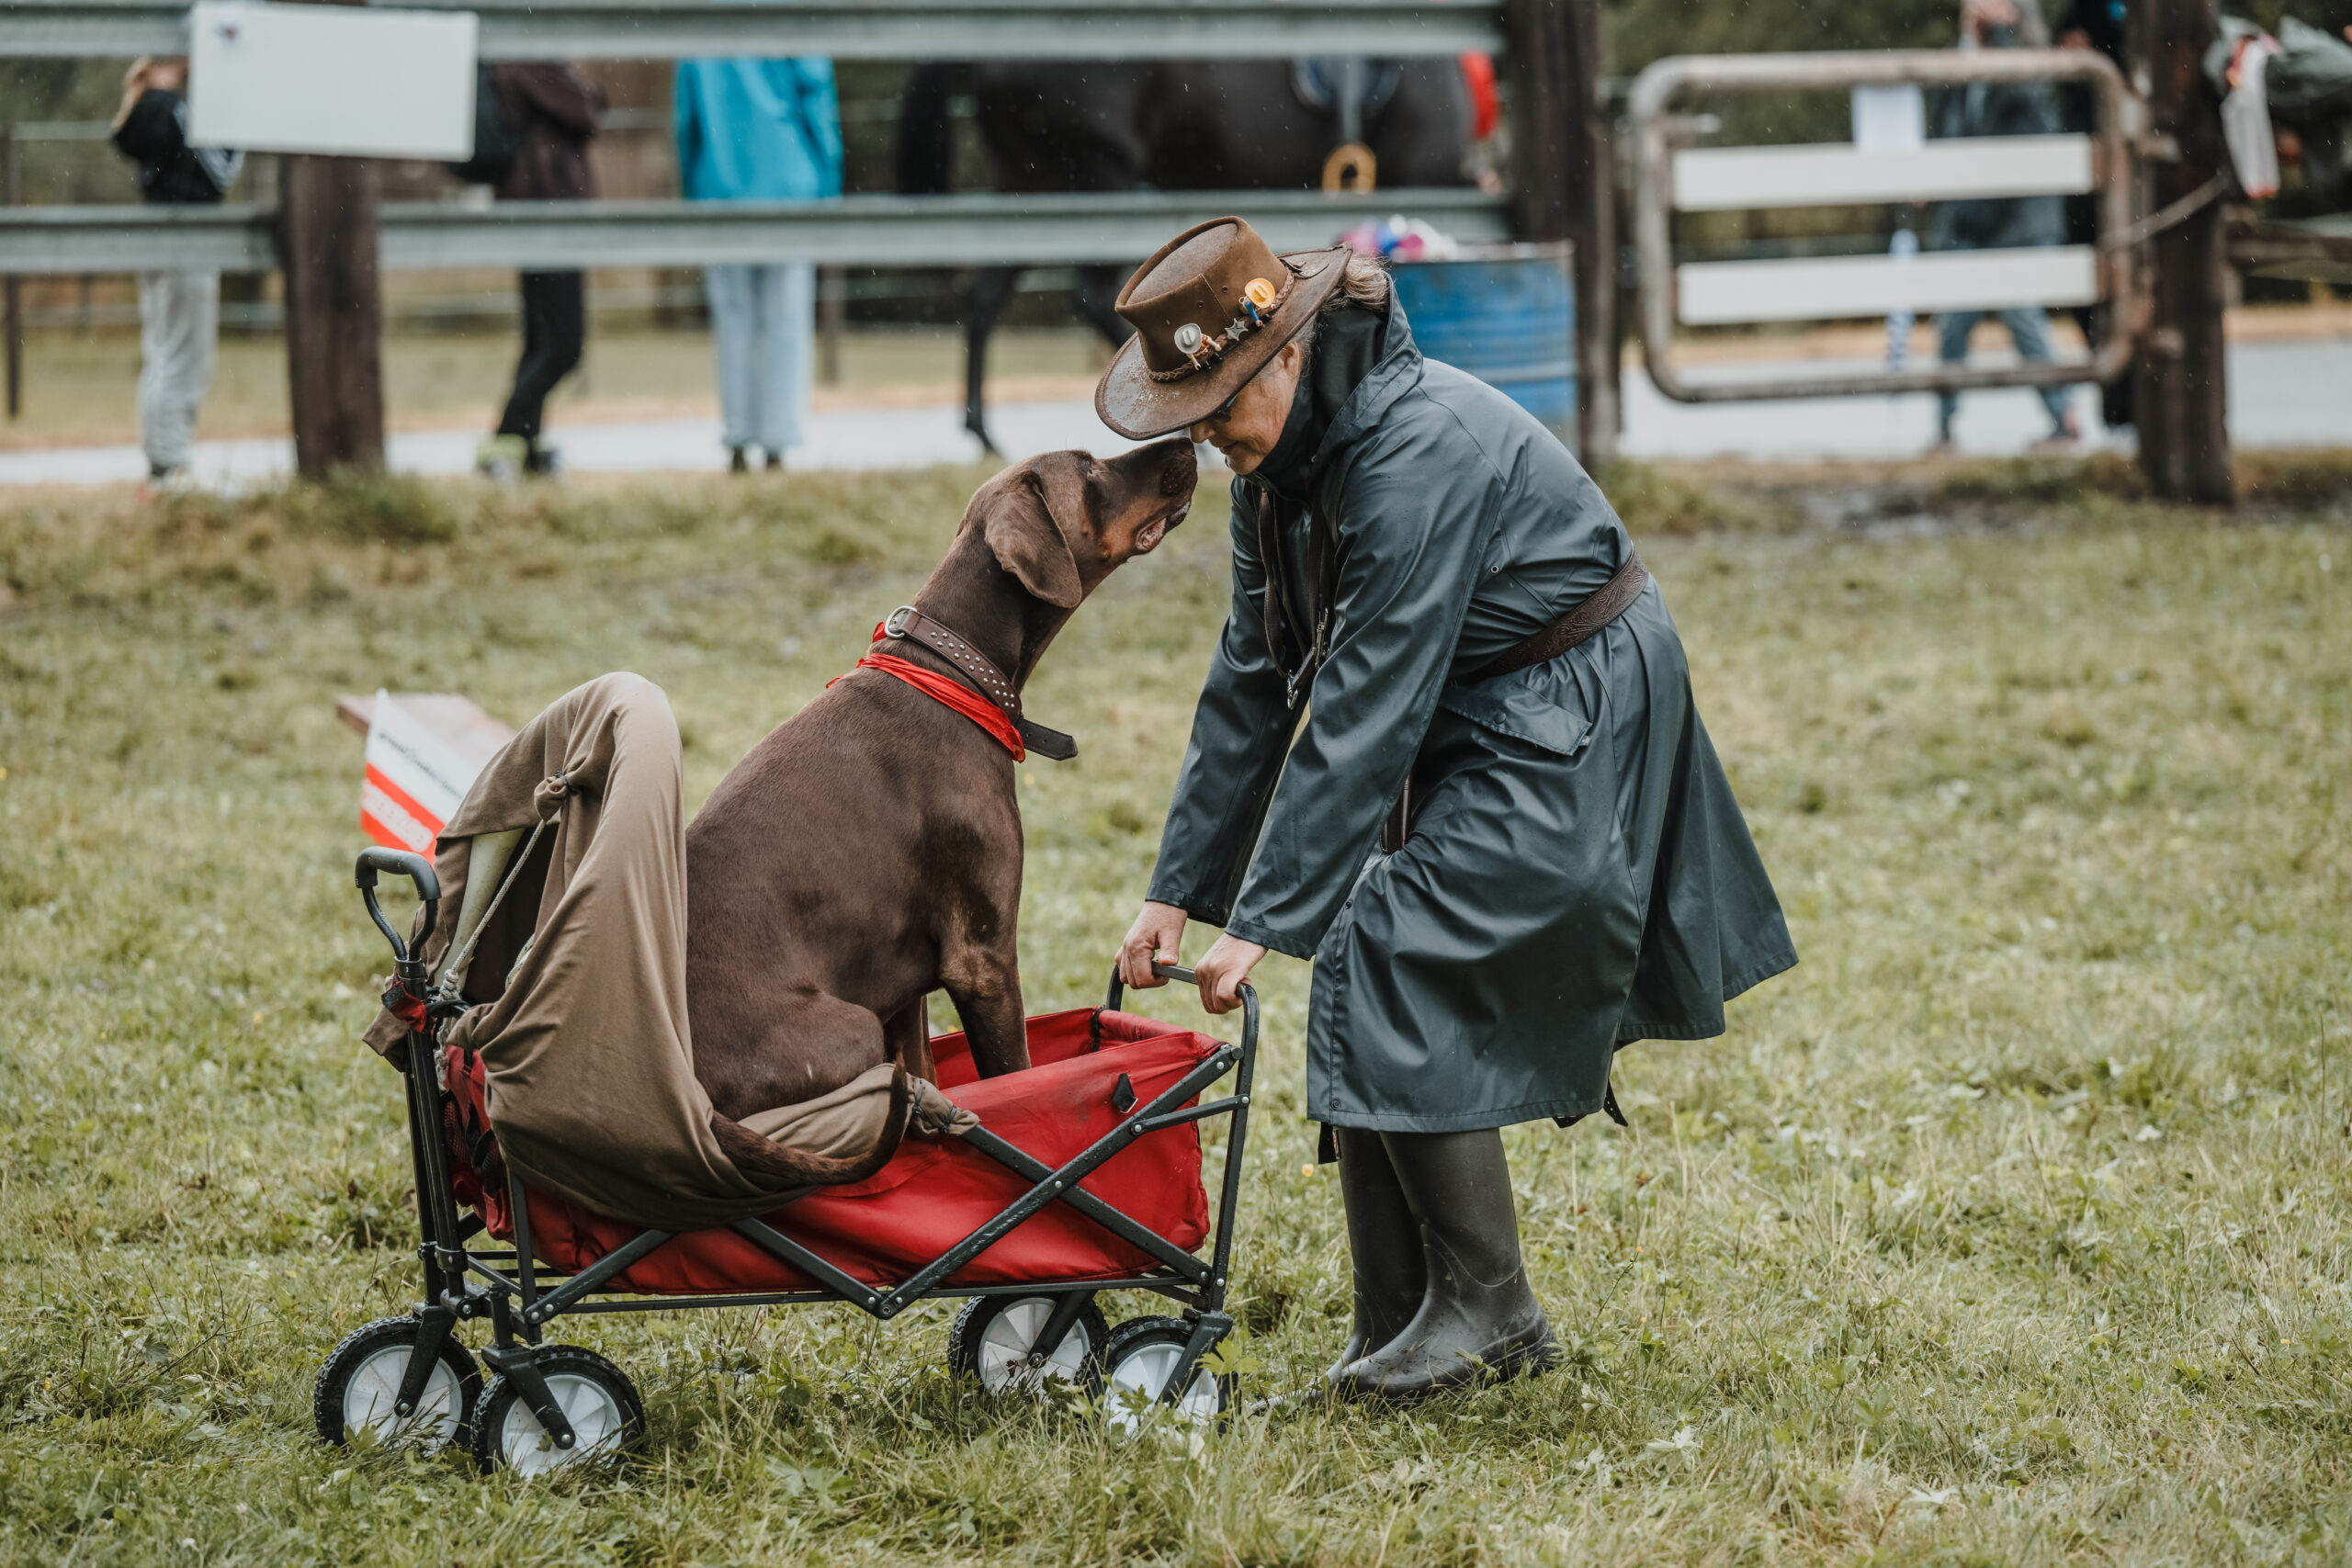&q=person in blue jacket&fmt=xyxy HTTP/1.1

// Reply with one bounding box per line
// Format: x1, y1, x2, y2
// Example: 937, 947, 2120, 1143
674, 56, 842, 471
